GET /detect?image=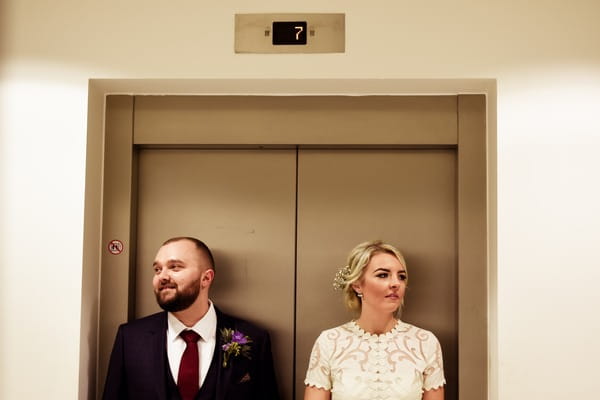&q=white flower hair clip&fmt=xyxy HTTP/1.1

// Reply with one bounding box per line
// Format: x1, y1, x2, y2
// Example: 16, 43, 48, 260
333, 265, 351, 290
